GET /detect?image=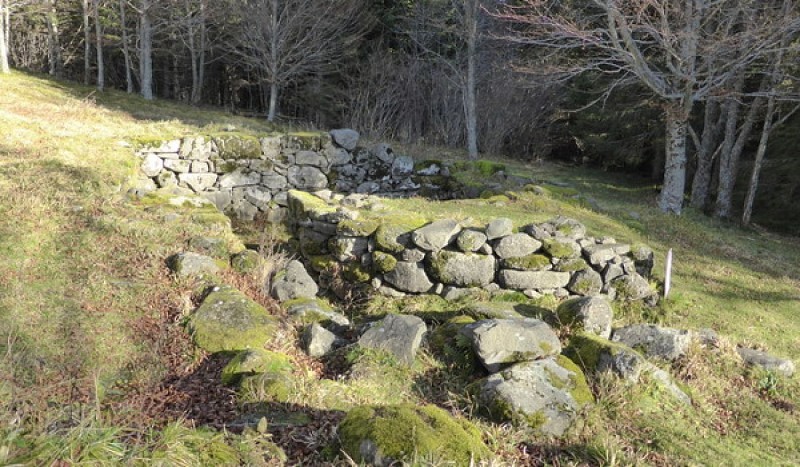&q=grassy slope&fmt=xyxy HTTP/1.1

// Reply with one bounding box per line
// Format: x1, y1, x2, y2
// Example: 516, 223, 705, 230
0, 71, 798, 465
